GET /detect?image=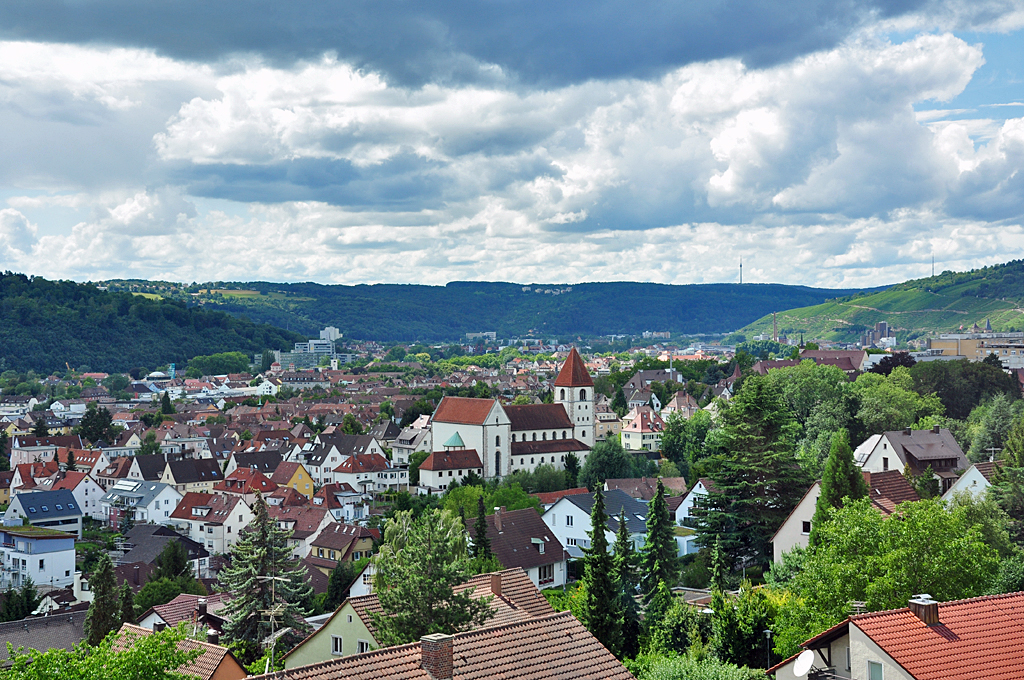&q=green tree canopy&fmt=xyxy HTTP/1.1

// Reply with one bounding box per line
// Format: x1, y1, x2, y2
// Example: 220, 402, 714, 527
640, 479, 679, 599
84, 554, 120, 646
809, 429, 869, 545
578, 490, 622, 656
851, 367, 944, 435
910, 358, 1019, 421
